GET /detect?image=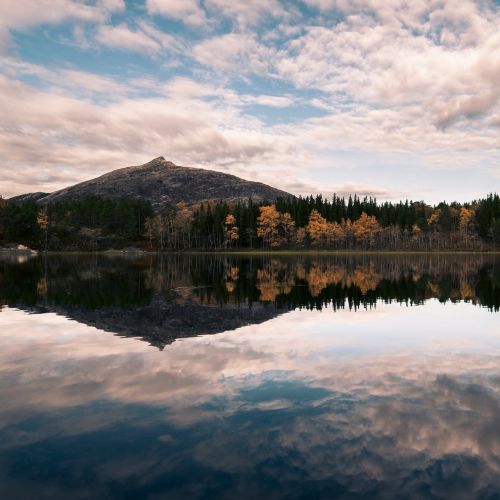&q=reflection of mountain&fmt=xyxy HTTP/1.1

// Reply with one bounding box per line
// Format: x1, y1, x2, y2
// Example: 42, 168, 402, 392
22, 297, 283, 349
1, 253, 498, 348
